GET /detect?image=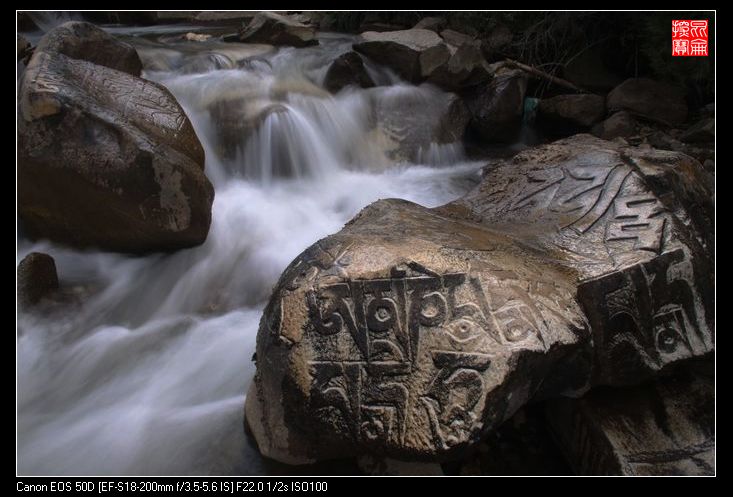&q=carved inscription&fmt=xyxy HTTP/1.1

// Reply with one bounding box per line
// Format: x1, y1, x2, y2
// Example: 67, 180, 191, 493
506, 163, 633, 234
605, 195, 665, 253
305, 266, 548, 449
578, 249, 712, 382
